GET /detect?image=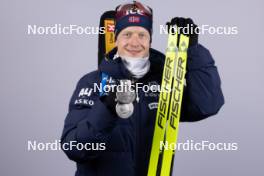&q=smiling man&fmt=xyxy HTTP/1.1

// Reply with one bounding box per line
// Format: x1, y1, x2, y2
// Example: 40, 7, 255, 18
61, 1, 224, 176
116, 26, 150, 57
